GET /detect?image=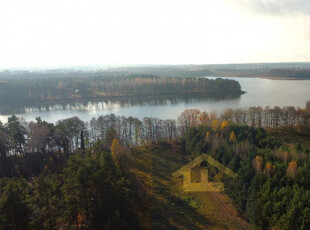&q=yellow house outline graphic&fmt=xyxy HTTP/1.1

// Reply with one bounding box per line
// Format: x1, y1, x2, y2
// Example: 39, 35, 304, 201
172, 154, 237, 192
